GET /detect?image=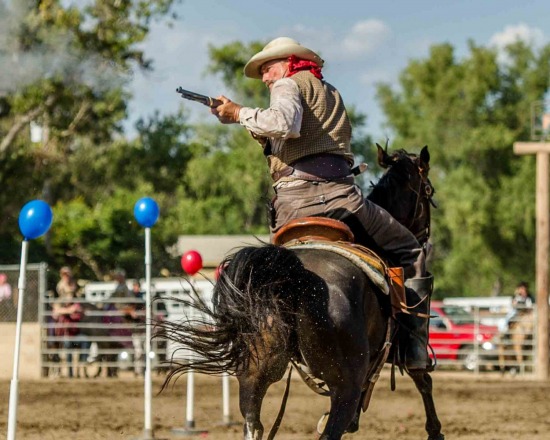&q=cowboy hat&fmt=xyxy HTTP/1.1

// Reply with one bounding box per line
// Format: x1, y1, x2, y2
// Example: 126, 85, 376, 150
244, 37, 324, 79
